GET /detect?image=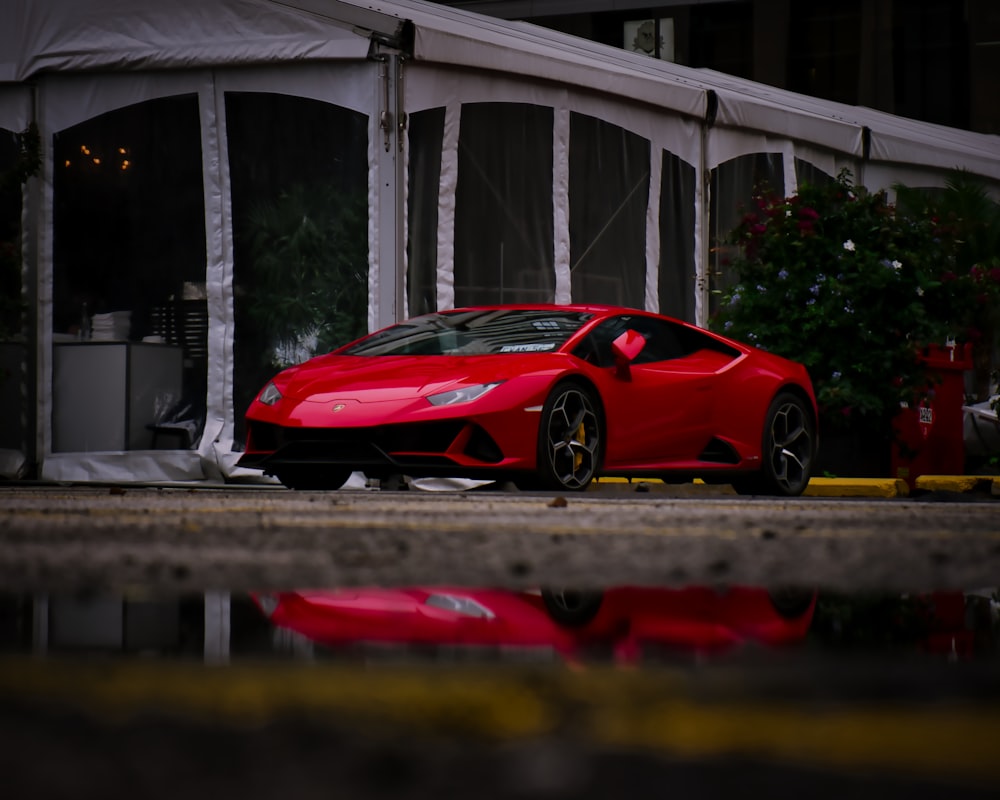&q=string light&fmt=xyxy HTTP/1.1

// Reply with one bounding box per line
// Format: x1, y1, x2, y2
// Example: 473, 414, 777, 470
65, 143, 133, 170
